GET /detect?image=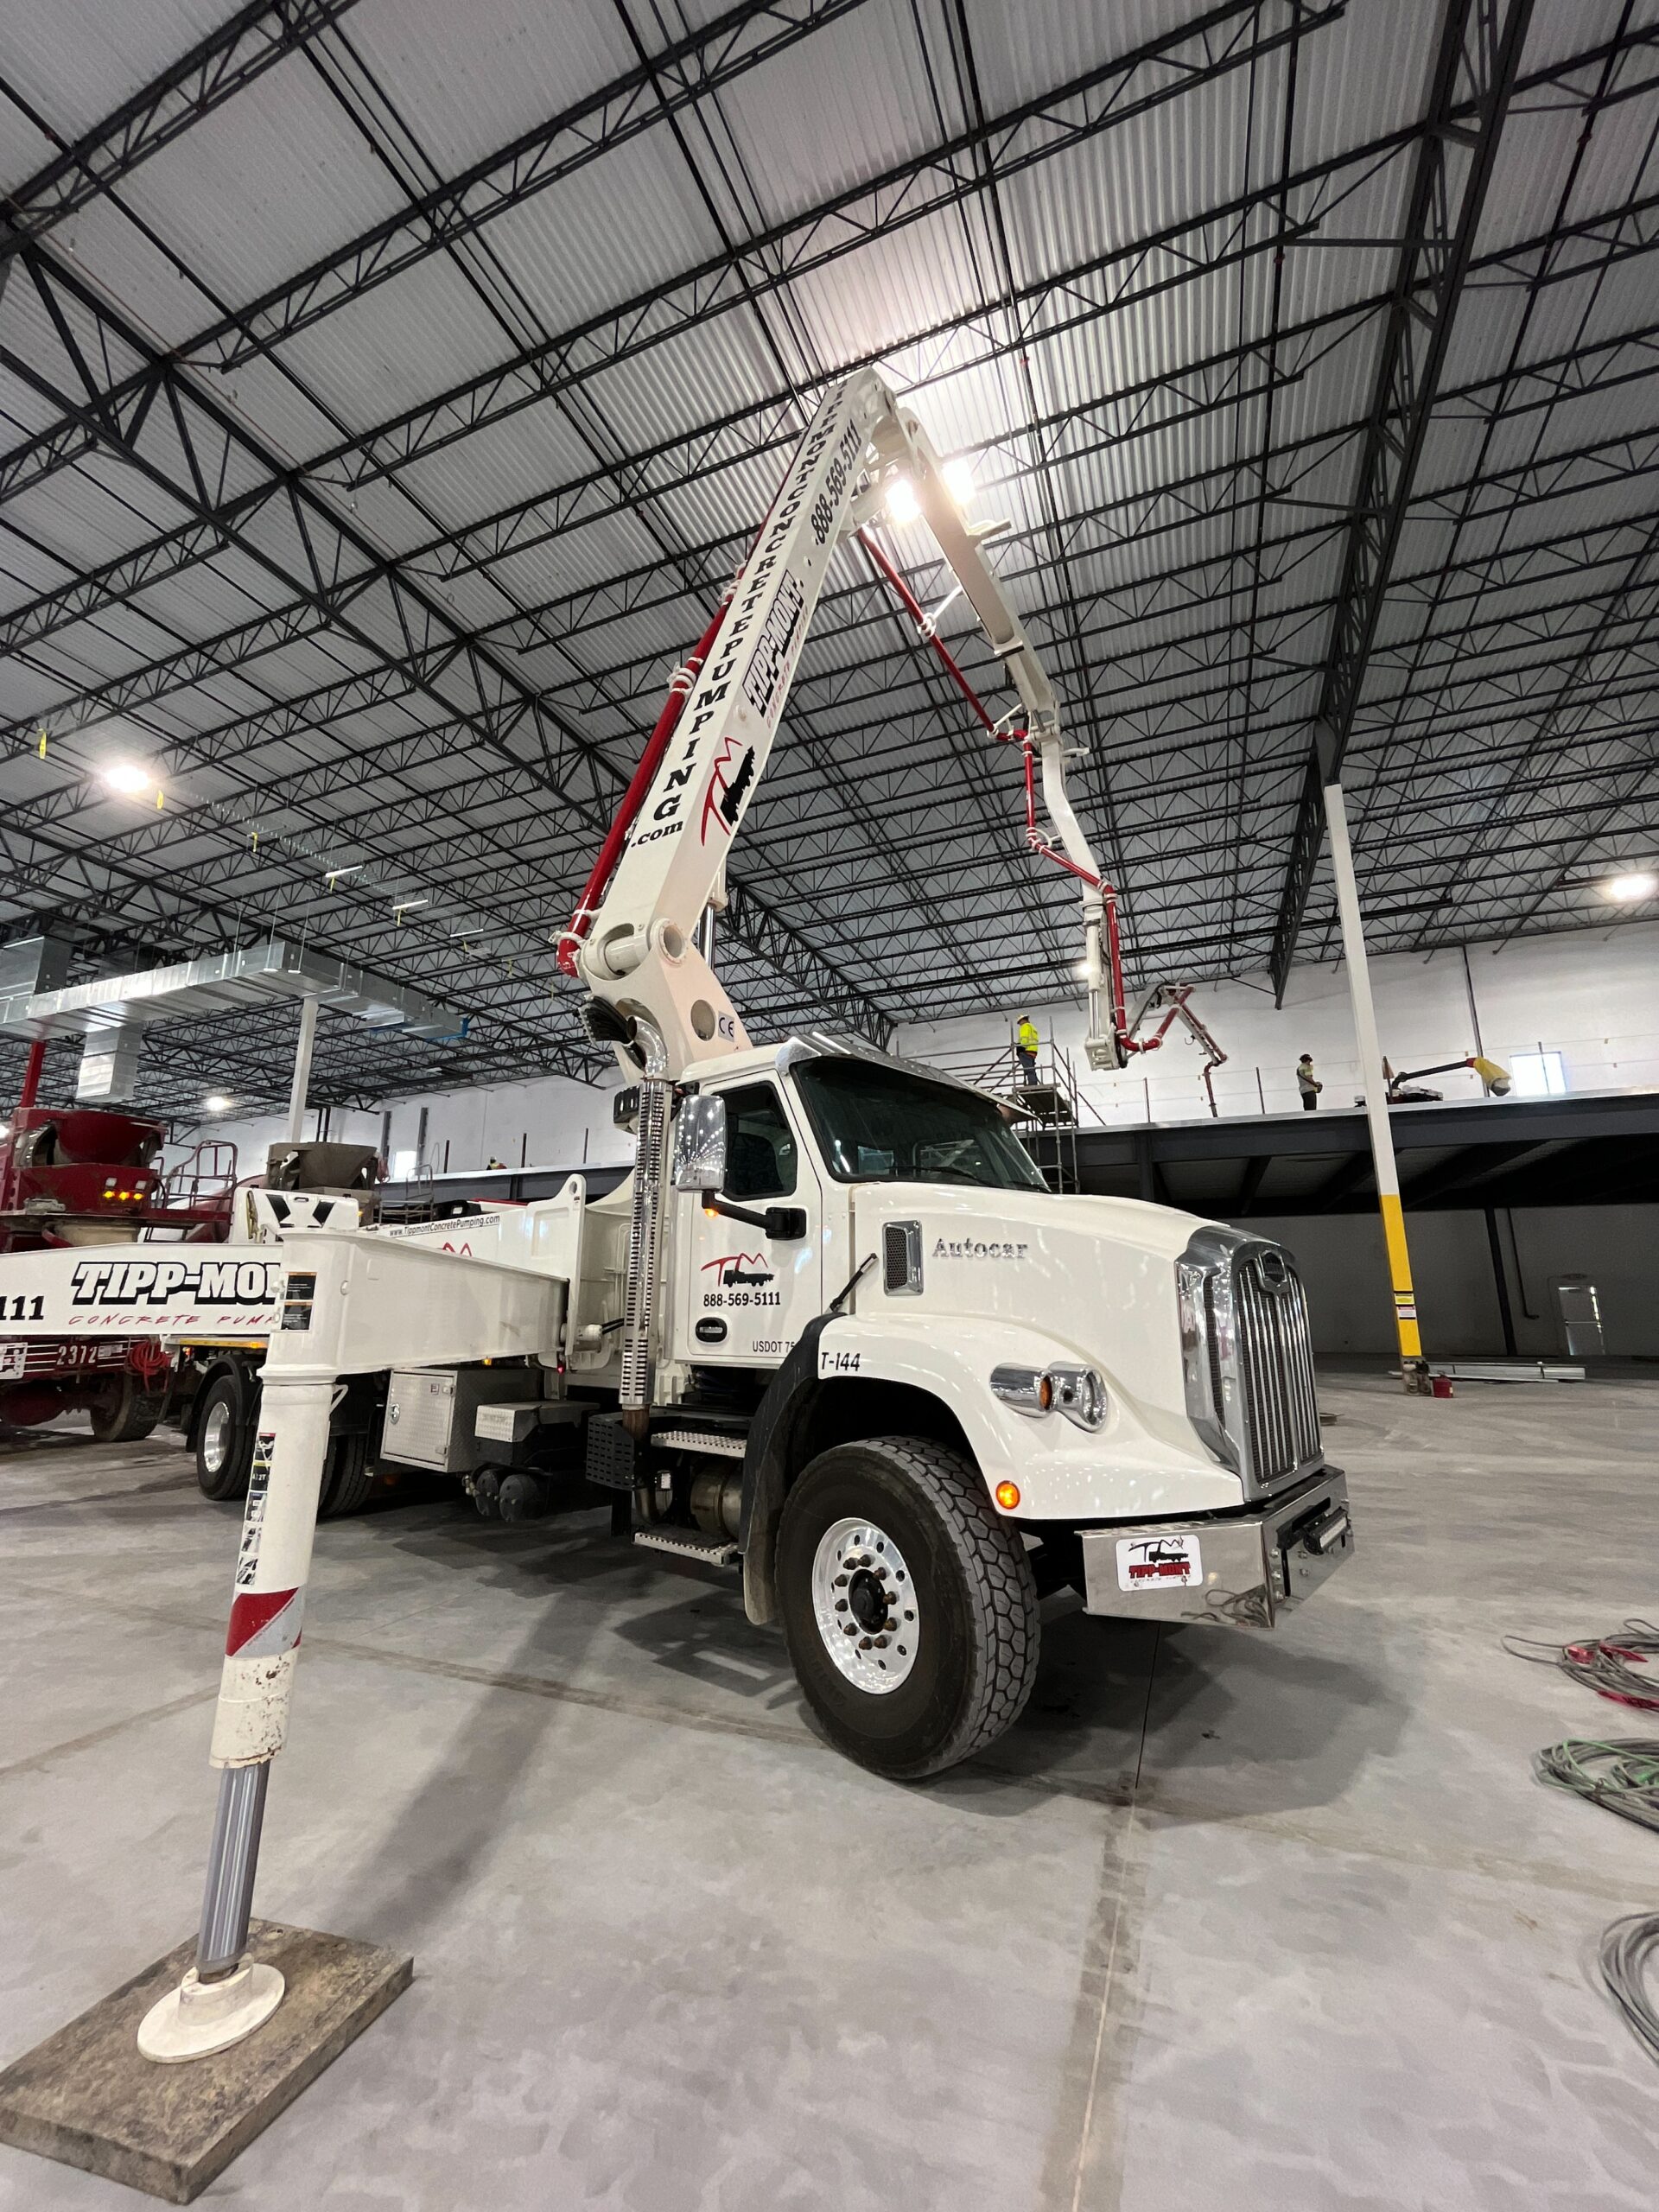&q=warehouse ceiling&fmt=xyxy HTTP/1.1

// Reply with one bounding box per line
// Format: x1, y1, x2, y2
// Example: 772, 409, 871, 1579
2, 0, 1657, 1117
